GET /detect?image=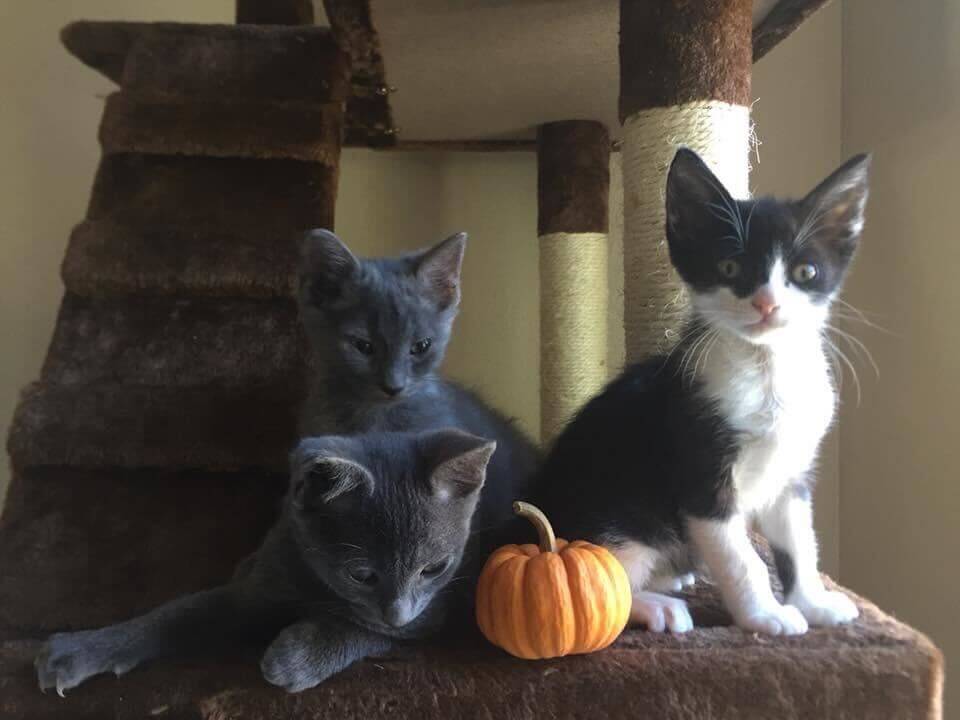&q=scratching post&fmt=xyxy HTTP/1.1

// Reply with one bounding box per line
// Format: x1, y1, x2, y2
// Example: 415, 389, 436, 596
537, 121, 610, 443
620, 0, 752, 361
